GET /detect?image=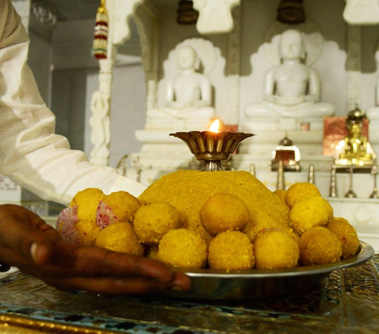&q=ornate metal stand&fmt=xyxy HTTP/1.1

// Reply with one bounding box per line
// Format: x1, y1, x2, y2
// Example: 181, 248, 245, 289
345, 166, 357, 198
249, 163, 256, 176
276, 160, 285, 190
308, 164, 315, 184
170, 131, 254, 171
370, 164, 379, 199
329, 165, 338, 198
